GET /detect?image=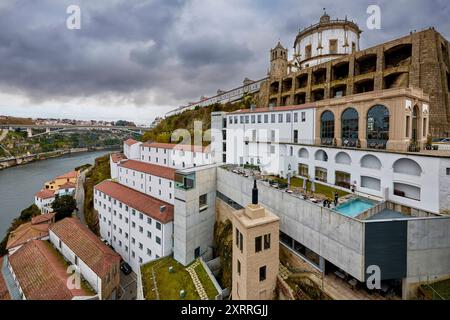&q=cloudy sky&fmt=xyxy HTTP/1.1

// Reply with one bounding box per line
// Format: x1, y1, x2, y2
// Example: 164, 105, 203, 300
0, 0, 448, 125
